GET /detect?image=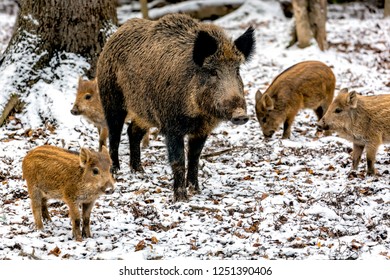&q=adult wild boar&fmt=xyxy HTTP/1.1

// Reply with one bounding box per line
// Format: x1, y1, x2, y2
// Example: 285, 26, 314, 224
22, 145, 115, 241
255, 61, 335, 138
96, 13, 255, 202
318, 88, 390, 175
